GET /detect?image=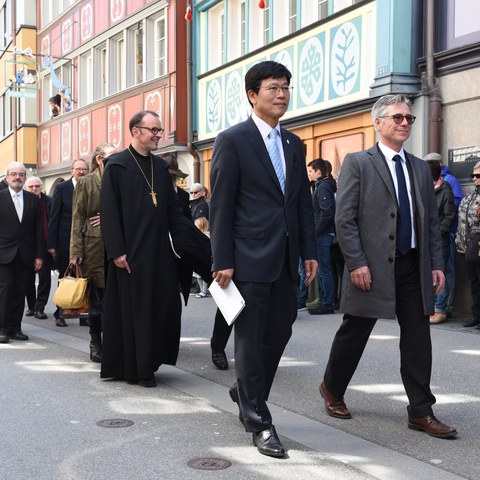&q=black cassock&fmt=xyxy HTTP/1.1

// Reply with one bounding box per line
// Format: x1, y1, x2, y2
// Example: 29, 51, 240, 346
100, 147, 210, 382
